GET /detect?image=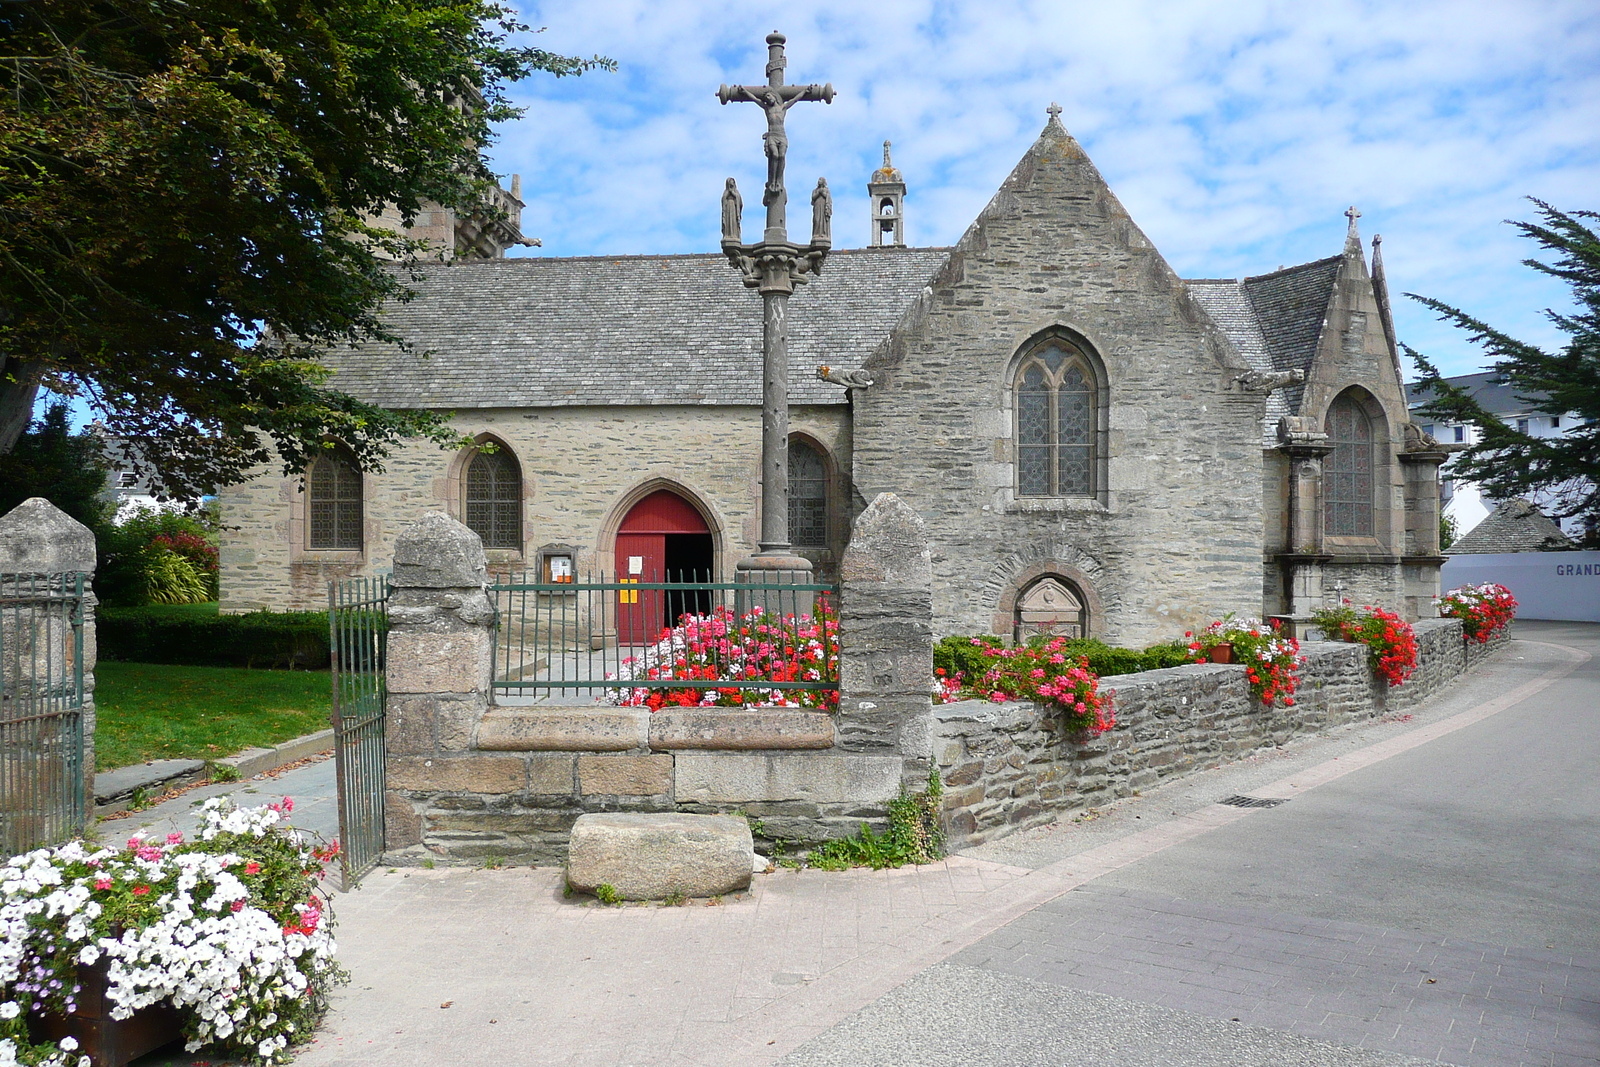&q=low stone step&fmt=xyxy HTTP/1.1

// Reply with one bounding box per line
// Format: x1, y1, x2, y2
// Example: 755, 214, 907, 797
94, 759, 206, 808
566, 812, 754, 901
